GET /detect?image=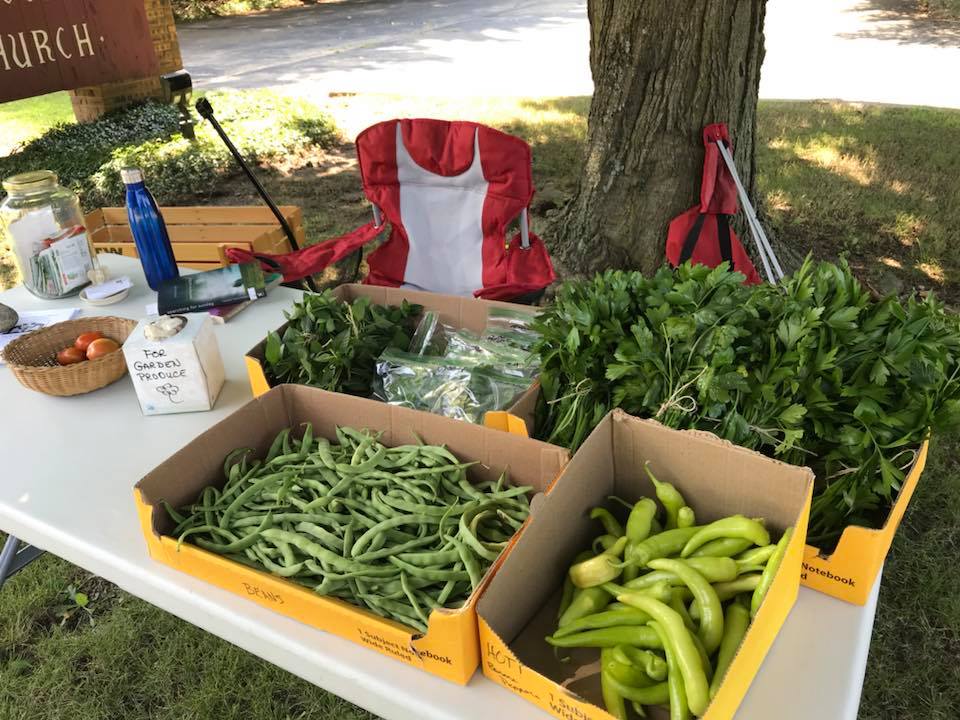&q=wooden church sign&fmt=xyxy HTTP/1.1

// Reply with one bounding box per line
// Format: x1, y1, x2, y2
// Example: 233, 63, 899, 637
0, 0, 159, 103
